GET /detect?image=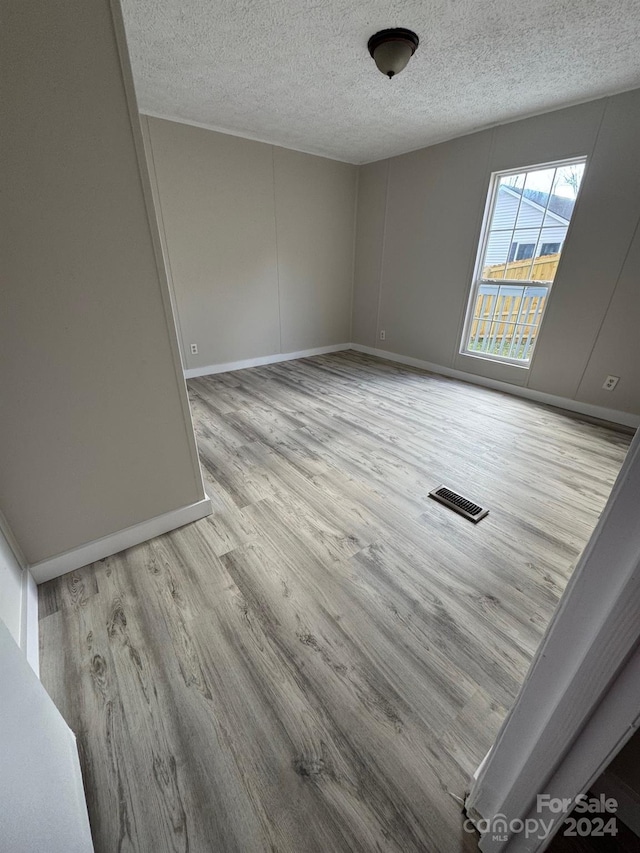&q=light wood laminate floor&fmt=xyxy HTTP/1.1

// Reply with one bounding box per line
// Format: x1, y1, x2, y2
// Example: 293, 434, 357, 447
39, 352, 631, 853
